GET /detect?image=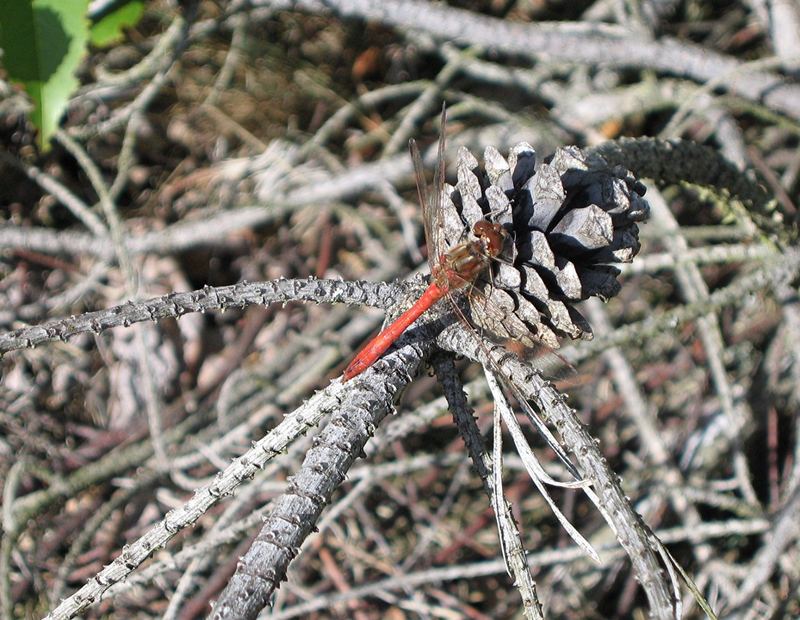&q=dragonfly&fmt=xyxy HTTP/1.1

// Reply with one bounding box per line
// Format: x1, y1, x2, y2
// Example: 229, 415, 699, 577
343, 109, 552, 382
342, 107, 599, 567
